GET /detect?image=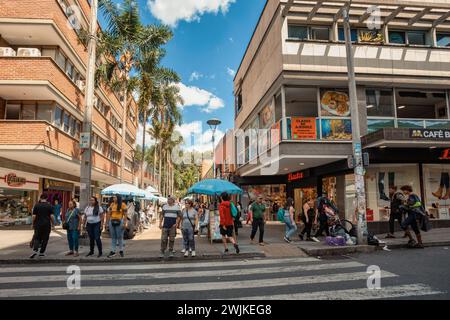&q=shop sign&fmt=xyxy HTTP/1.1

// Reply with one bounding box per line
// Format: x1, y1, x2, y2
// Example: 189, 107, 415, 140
291, 118, 317, 140
4, 173, 27, 187
410, 129, 450, 140
440, 149, 450, 160
288, 171, 305, 182
44, 179, 74, 191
